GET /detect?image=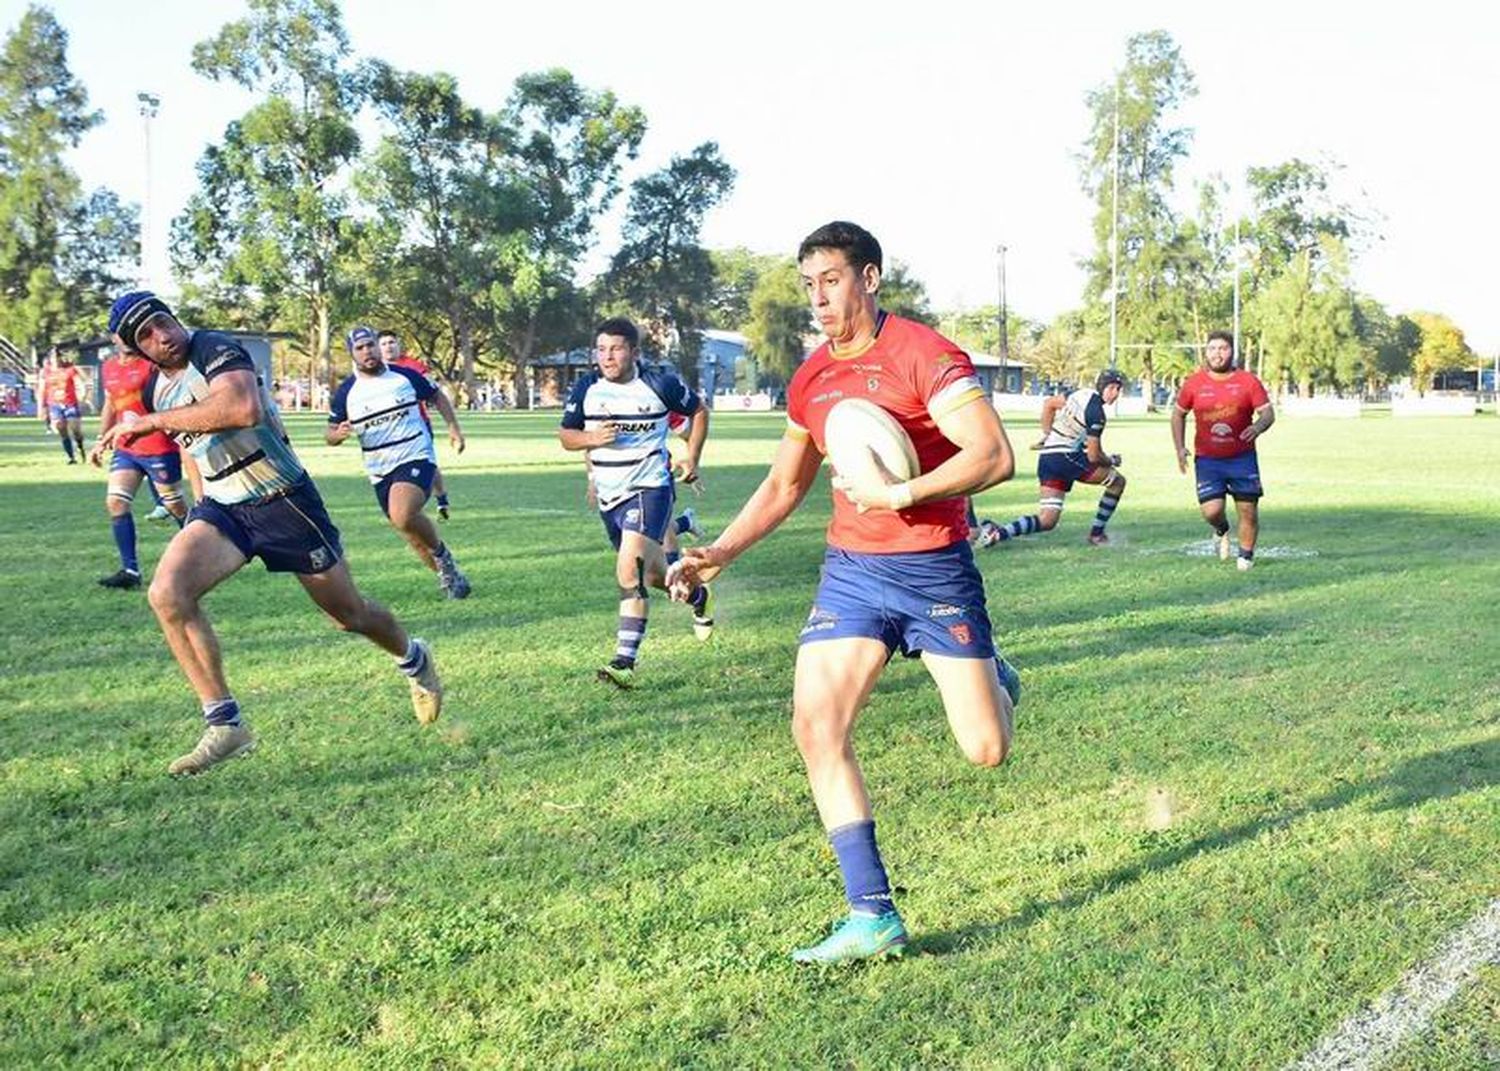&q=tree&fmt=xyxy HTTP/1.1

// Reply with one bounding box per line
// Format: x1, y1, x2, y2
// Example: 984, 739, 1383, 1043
492, 69, 645, 407
358, 61, 522, 394
1078, 31, 1198, 403
745, 260, 810, 378
608, 141, 736, 380
1248, 237, 1359, 396
172, 0, 363, 391
1409, 312, 1473, 395
707, 247, 781, 331
0, 5, 137, 354
877, 260, 935, 326
1352, 297, 1420, 392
